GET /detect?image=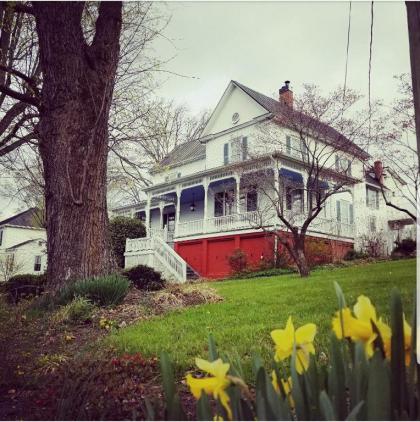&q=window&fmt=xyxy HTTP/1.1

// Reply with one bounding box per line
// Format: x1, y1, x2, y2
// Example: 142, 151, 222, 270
369, 216, 377, 232
0, 230, 2, 246
225, 137, 248, 164
336, 200, 353, 224
335, 155, 352, 176
246, 190, 258, 212
286, 187, 304, 212
366, 186, 379, 209
286, 136, 292, 155
34, 255, 41, 272
214, 190, 235, 217
285, 135, 306, 160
